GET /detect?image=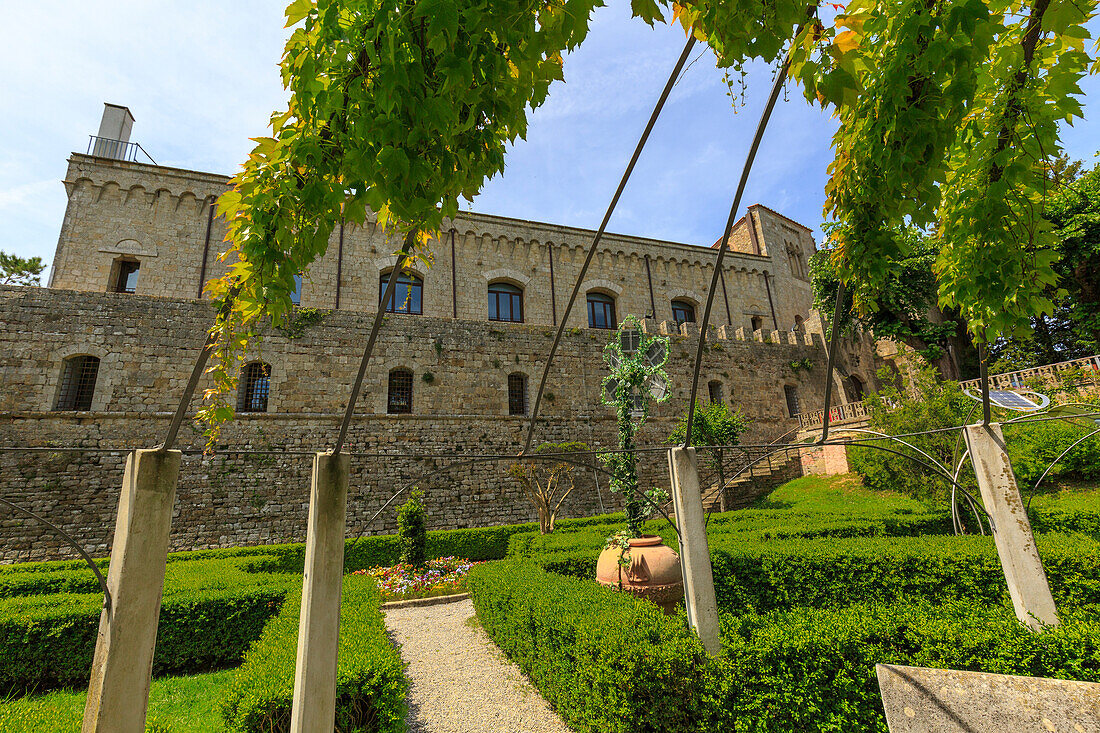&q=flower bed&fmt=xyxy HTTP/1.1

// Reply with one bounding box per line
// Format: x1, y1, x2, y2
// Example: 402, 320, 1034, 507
353, 557, 479, 600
